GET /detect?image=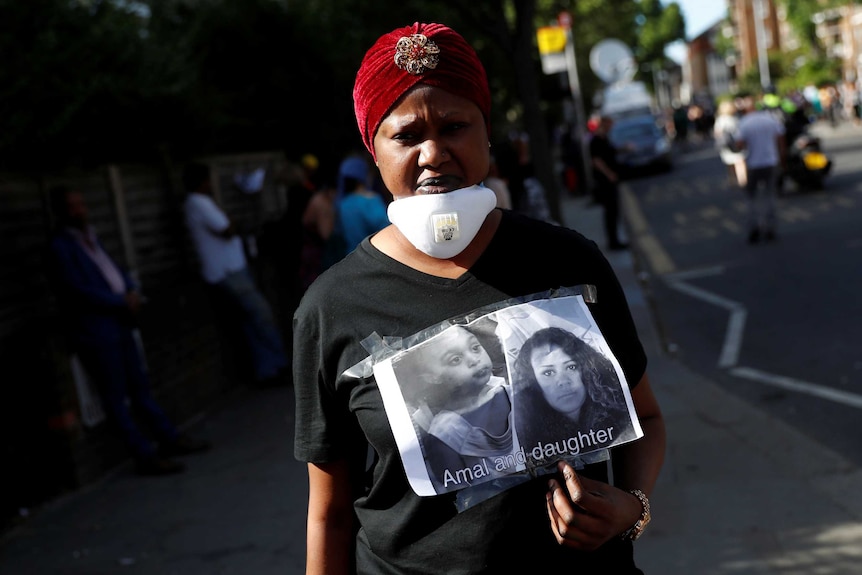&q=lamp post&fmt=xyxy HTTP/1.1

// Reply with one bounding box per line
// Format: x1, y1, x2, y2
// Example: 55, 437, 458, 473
649, 62, 670, 111
560, 12, 593, 194
753, 0, 772, 89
